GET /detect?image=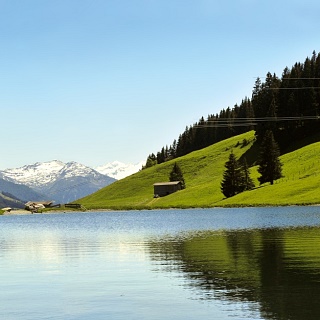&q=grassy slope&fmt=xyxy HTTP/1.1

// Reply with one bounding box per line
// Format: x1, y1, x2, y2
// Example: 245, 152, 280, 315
79, 131, 320, 209
225, 141, 320, 206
